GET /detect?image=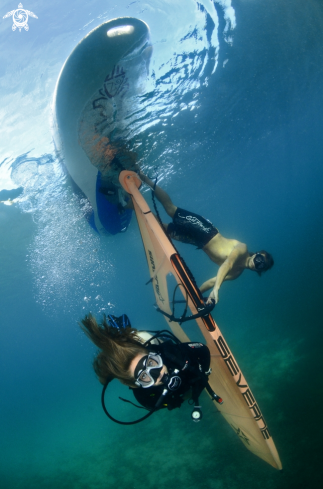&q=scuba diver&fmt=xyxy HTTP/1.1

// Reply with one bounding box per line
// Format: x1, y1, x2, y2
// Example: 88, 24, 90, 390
80, 313, 223, 424
136, 171, 274, 305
